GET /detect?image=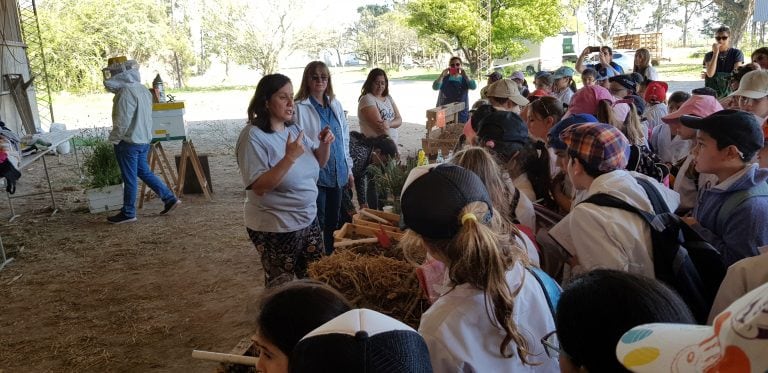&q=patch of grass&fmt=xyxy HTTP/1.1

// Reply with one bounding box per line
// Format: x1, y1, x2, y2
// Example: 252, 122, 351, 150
393, 73, 440, 81
167, 85, 255, 94
656, 63, 701, 75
